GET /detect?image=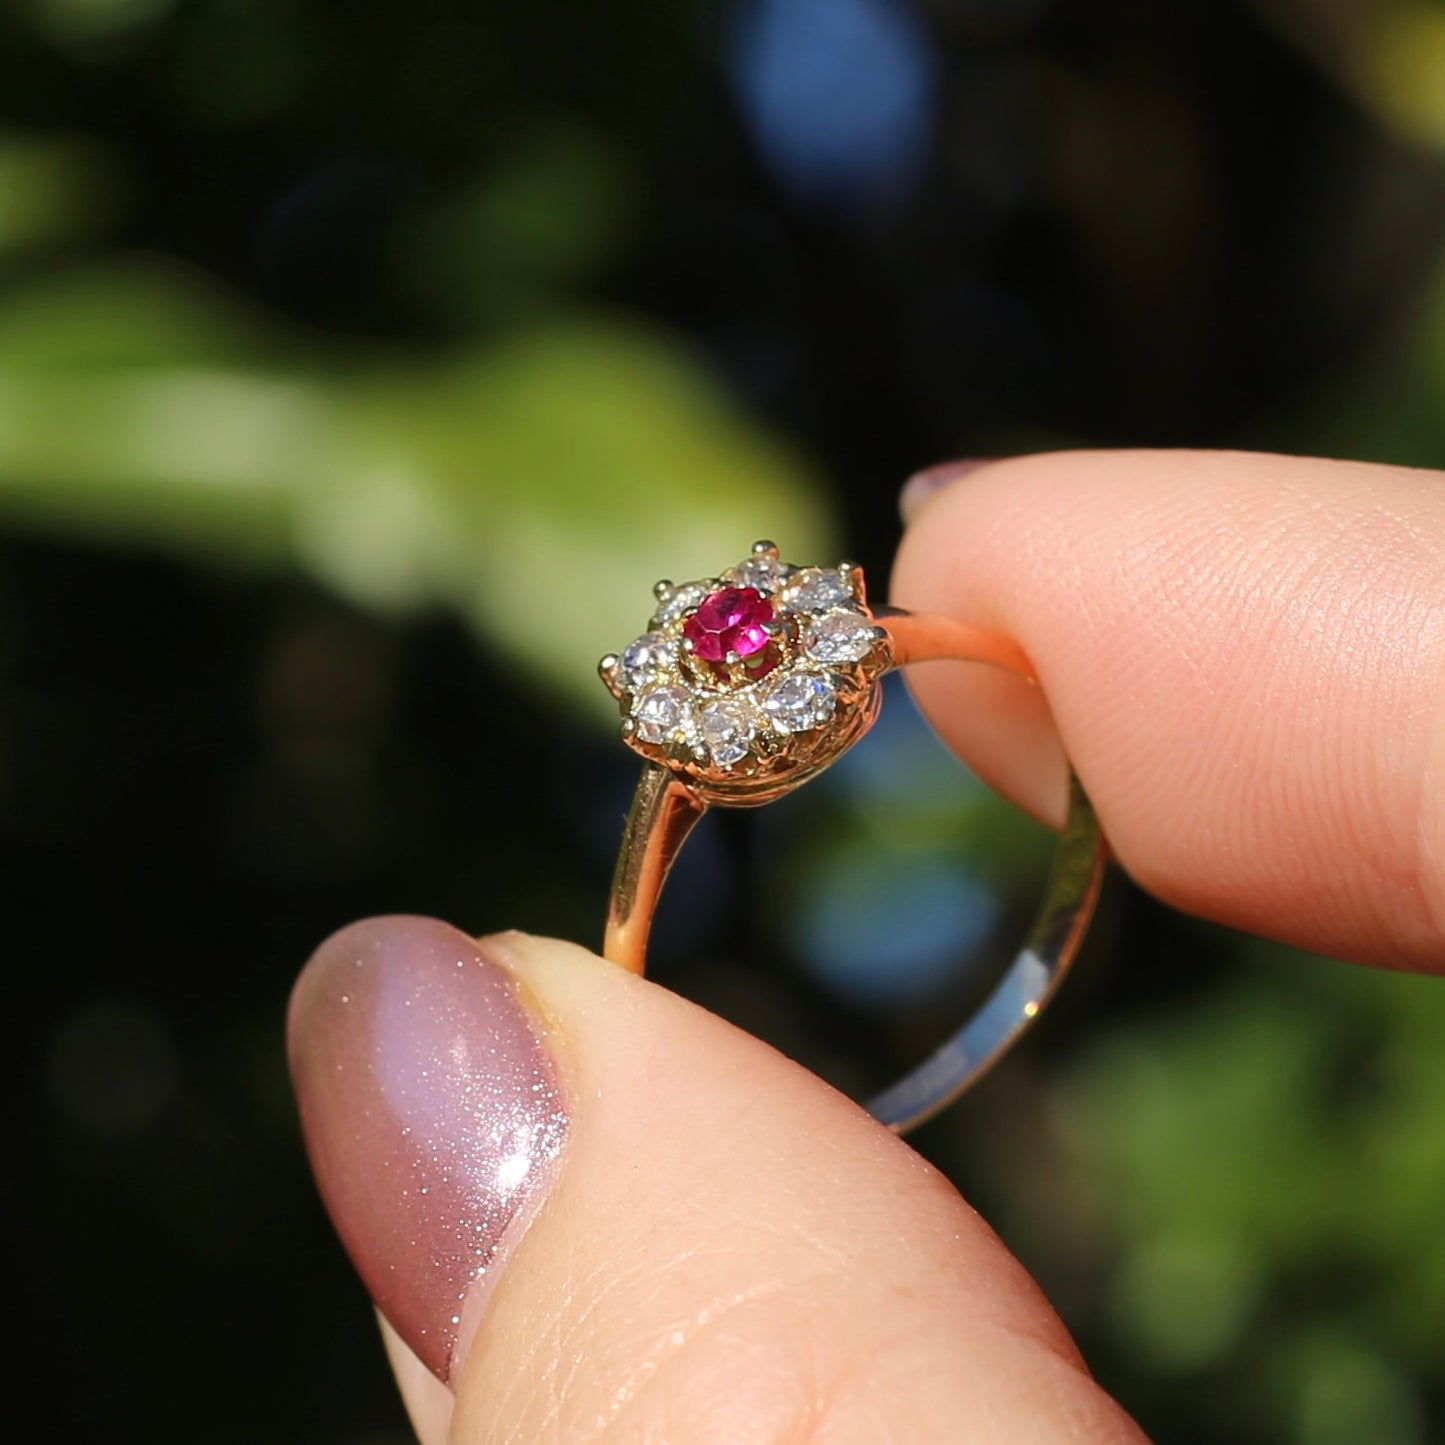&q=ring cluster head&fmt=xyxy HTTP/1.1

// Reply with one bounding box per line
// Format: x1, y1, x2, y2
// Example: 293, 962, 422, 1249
600, 542, 892, 804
